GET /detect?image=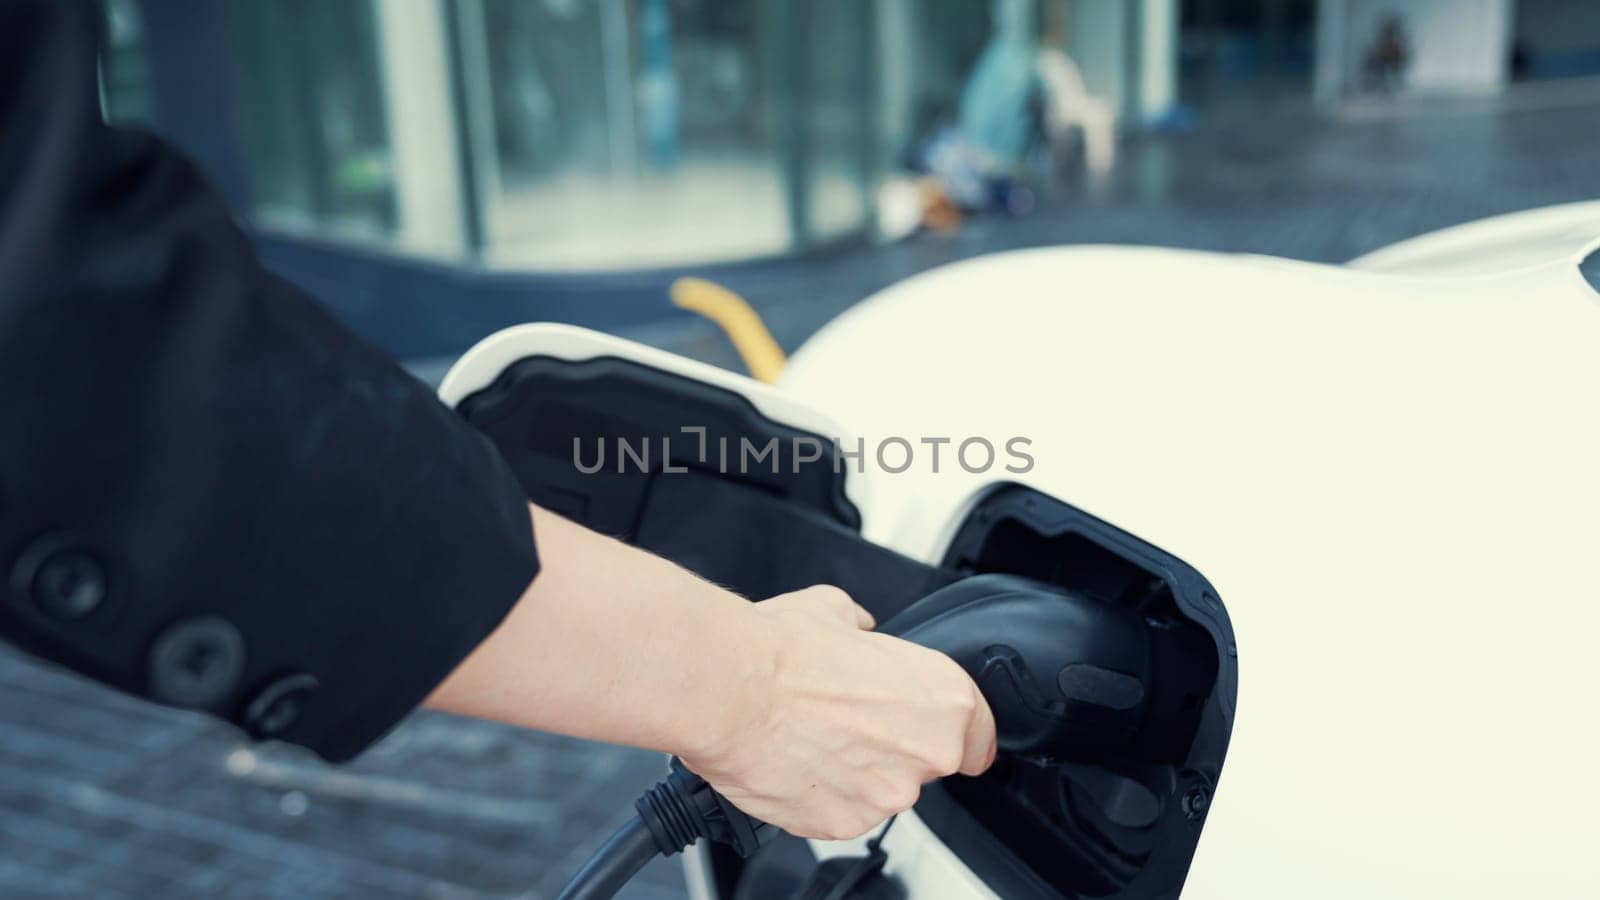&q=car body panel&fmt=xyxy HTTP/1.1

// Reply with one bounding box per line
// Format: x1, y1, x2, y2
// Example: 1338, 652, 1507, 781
779, 236, 1599, 898
443, 205, 1600, 898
